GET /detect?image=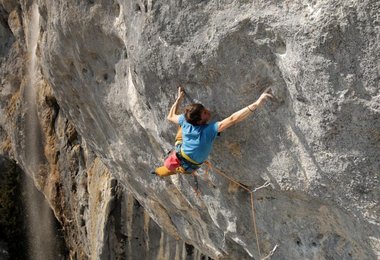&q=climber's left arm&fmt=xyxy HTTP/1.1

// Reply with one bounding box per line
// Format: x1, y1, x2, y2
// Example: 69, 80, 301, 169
167, 87, 185, 124
217, 92, 272, 132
